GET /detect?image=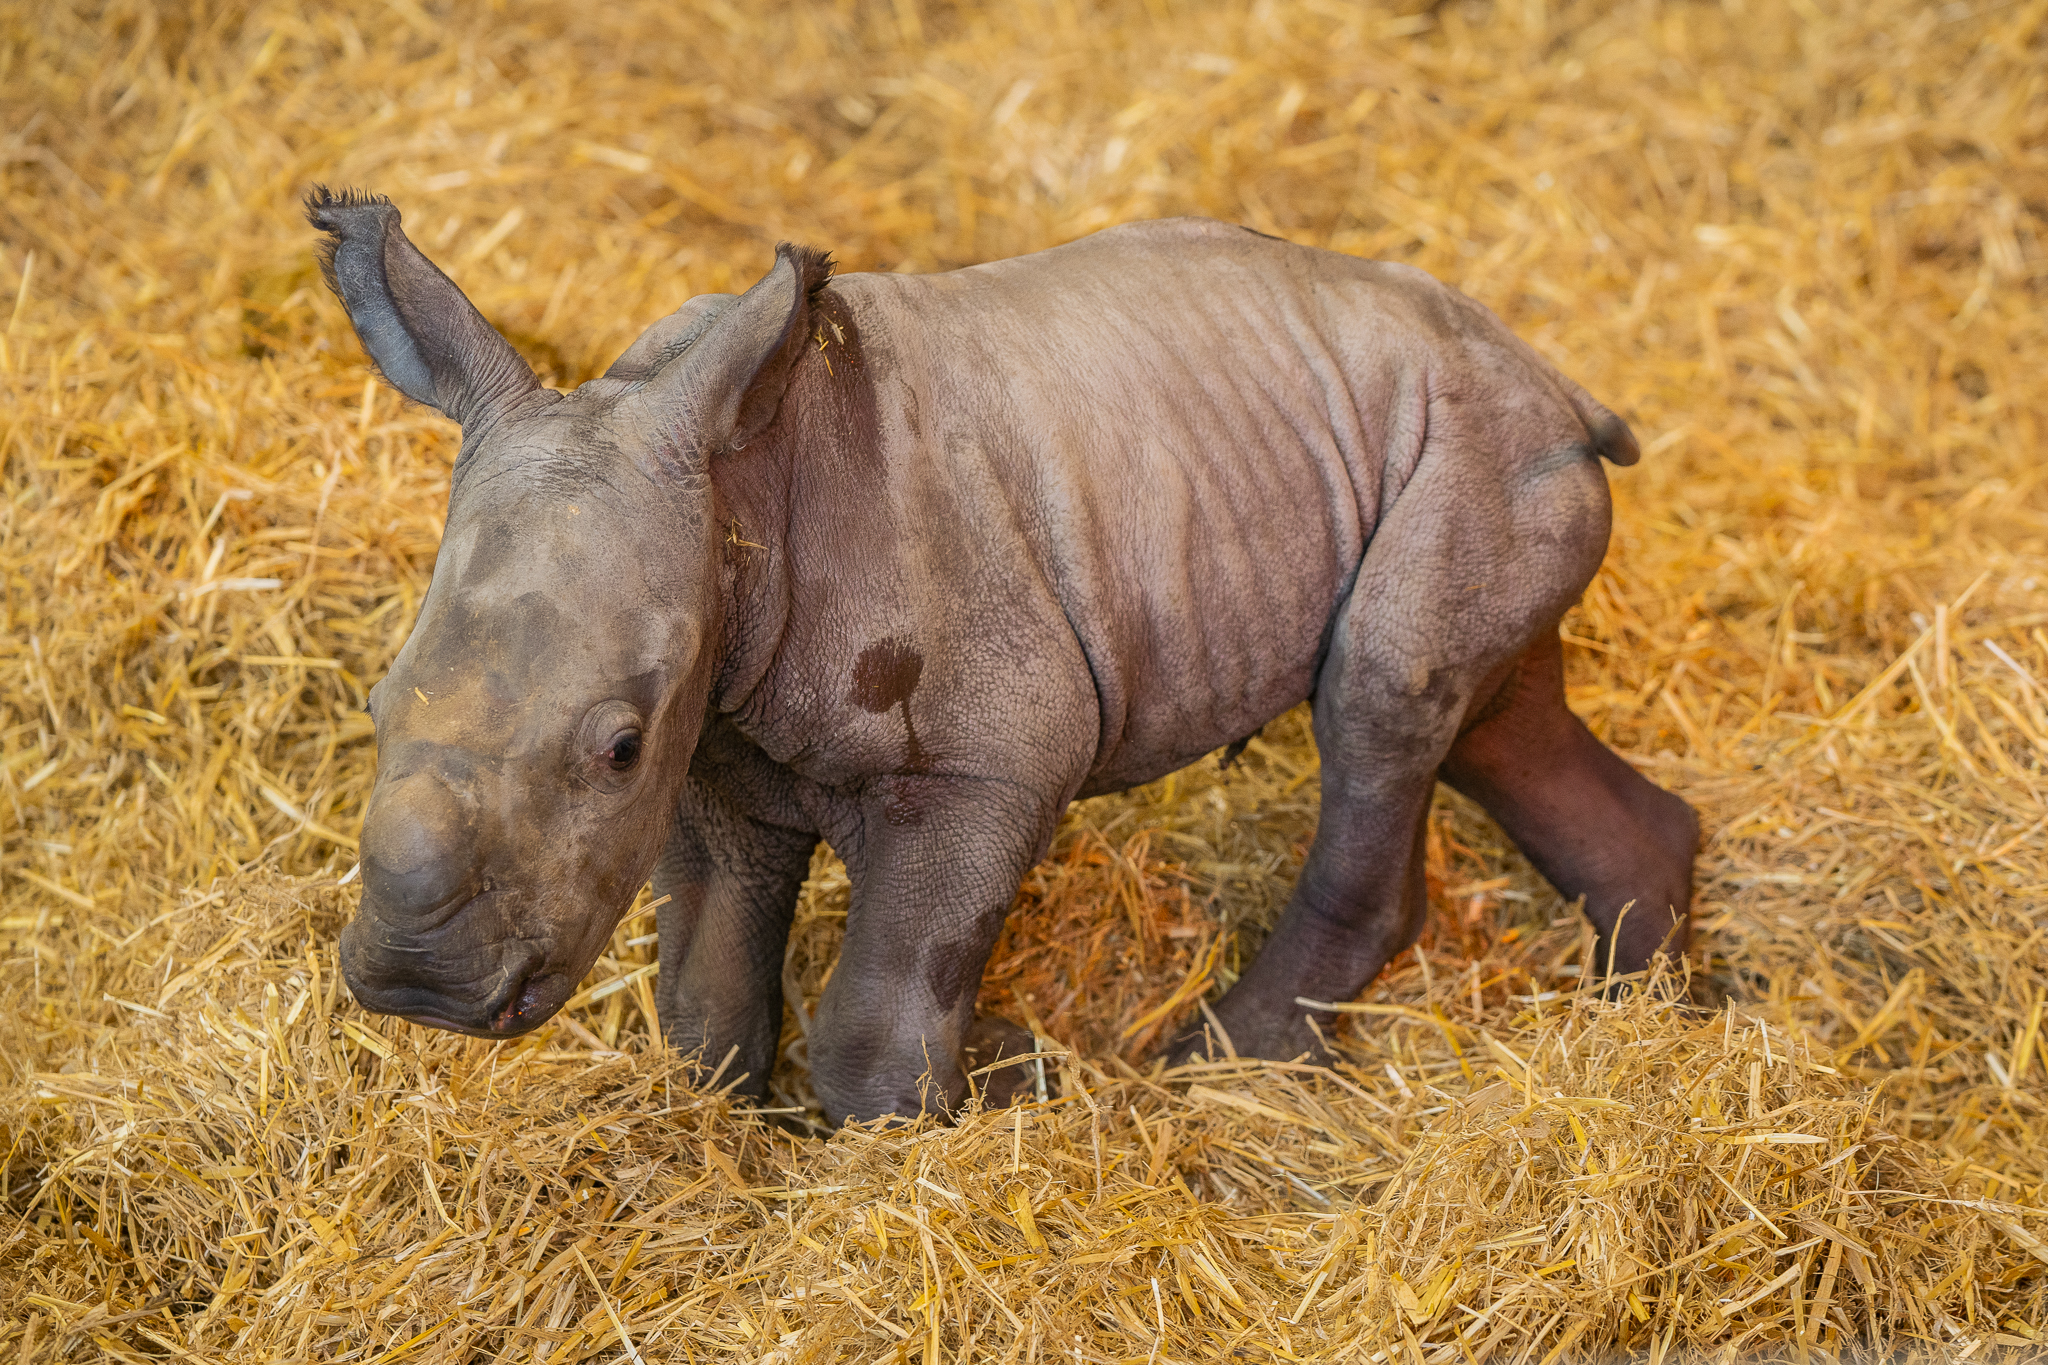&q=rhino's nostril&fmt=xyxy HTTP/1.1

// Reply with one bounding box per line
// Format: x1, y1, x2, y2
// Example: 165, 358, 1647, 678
492, 975, 553, 1032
